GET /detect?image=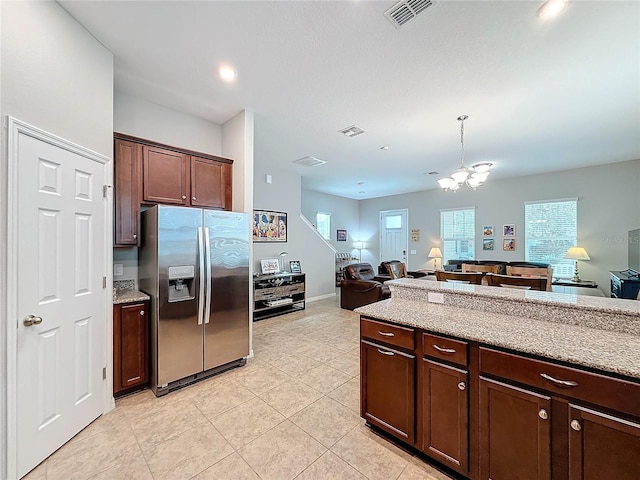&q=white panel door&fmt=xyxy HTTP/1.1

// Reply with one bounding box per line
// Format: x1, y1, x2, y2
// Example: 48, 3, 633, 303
380, 209, 408, 264
15, 132, 105, 478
